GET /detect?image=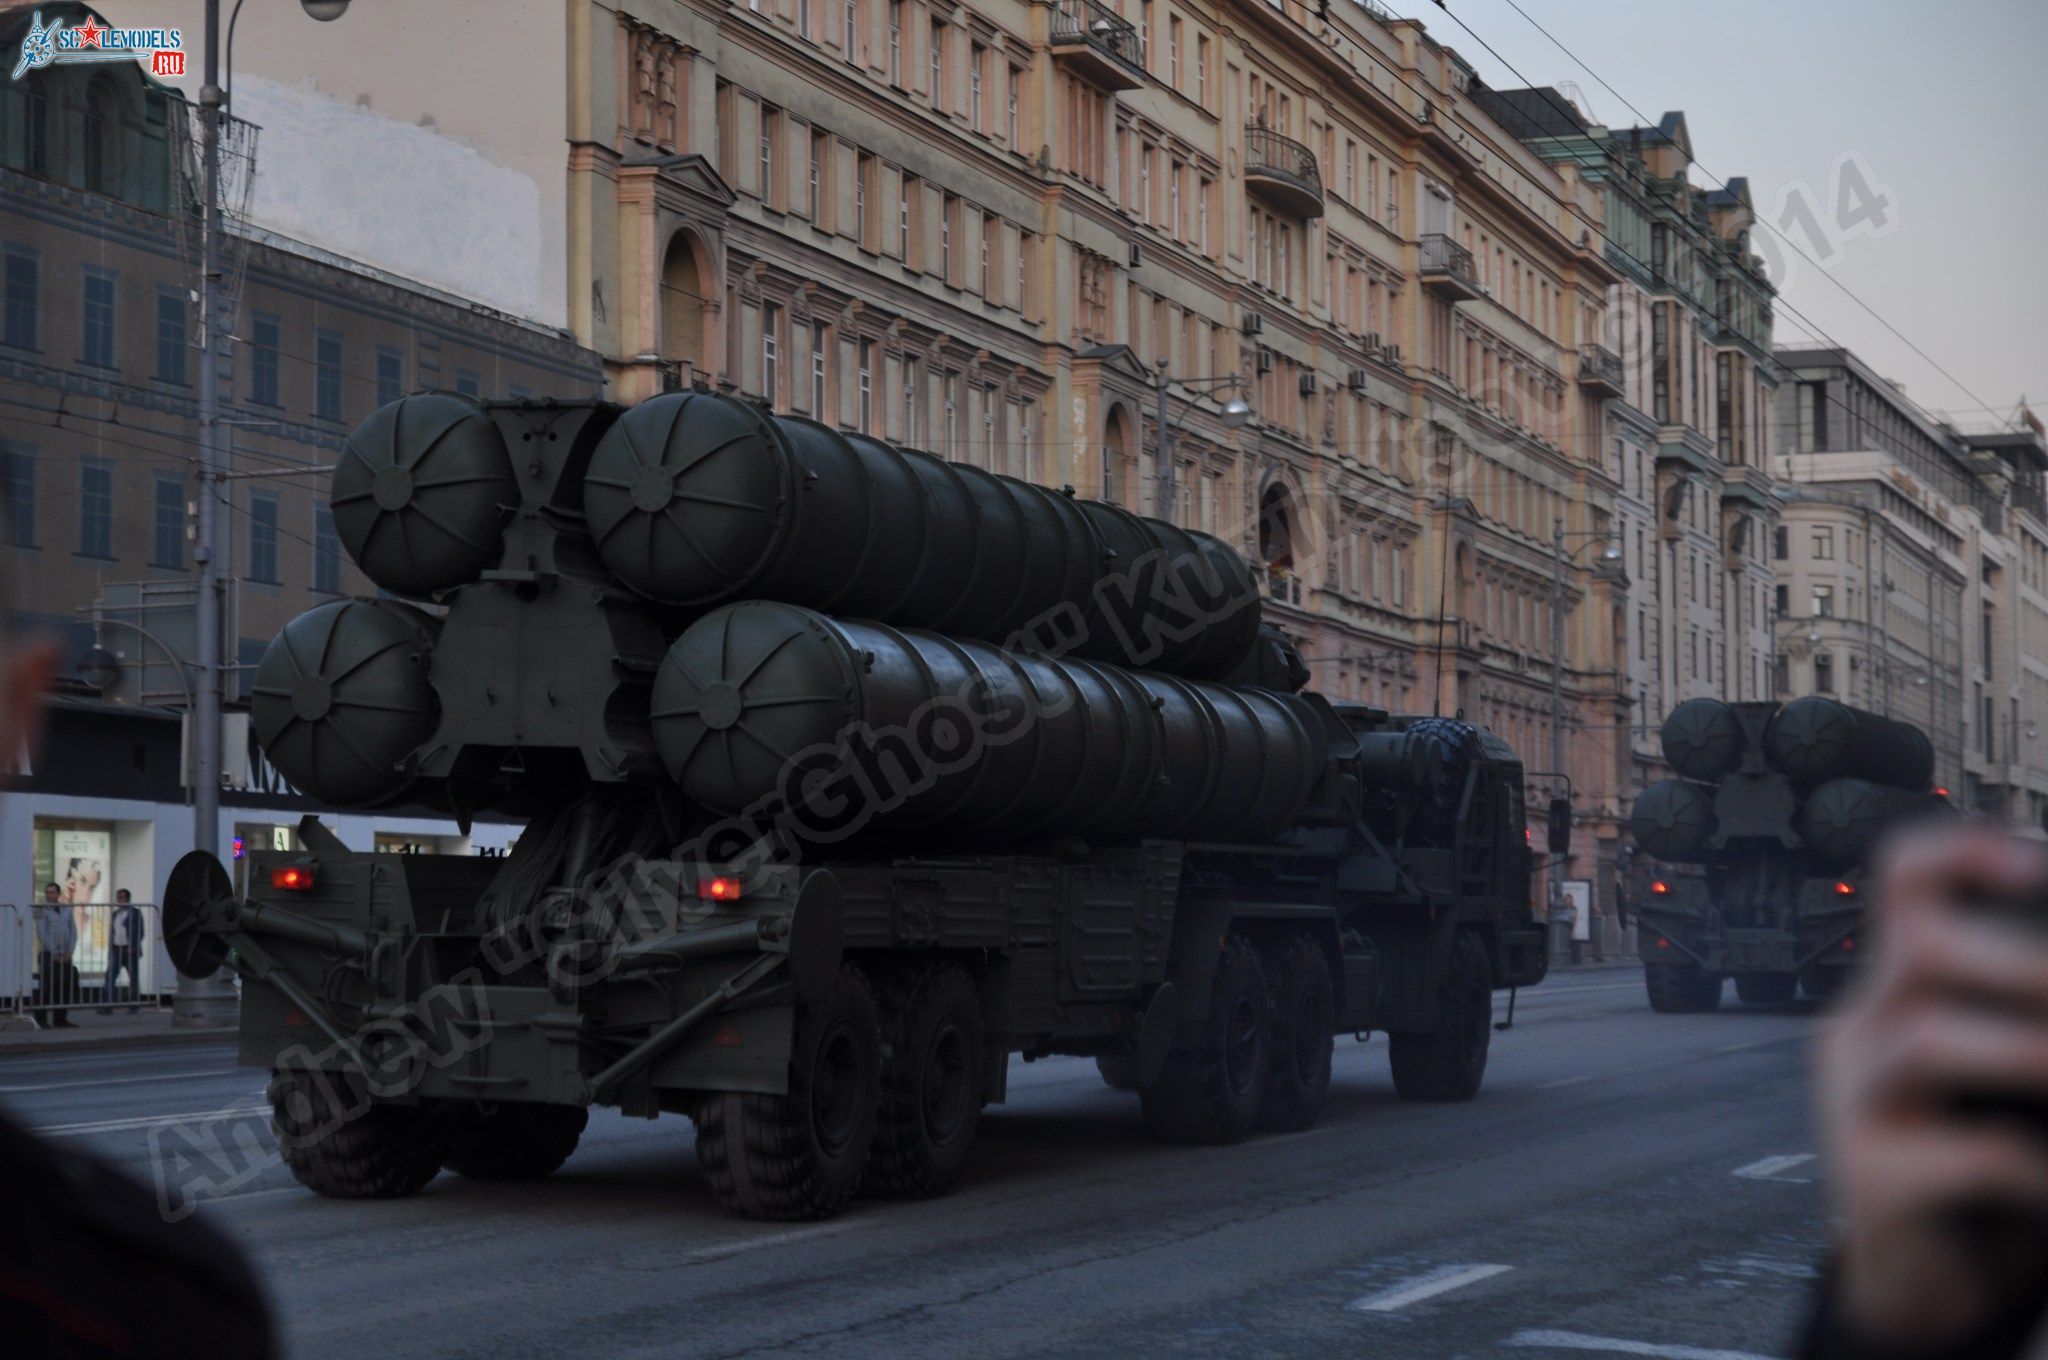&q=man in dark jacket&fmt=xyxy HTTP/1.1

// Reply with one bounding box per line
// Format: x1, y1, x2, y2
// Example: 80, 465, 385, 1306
98, 888, 144, 1013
